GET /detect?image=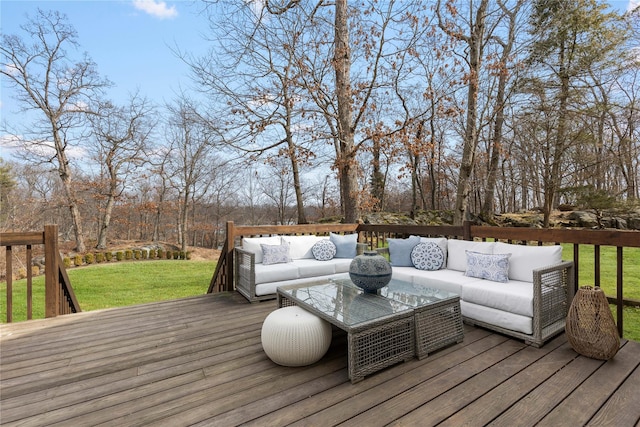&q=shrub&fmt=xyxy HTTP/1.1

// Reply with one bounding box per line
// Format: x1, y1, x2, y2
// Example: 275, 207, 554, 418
105, 252, 113, 261
63, 257, 71, 268
174, 251, 181, 260
149, 249, 157, 259
186, 251, 192, 260
125, 250, 133, 260
31, 265, 40, 276
166, 250, 173, 260
116, 251, 124, 261
17, 267, 27, 279
95, 252, 104, 263
85, 253, 95, 265
74, 255, 83, 267
134, 250, 141, 260
157, 249, 164, 259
